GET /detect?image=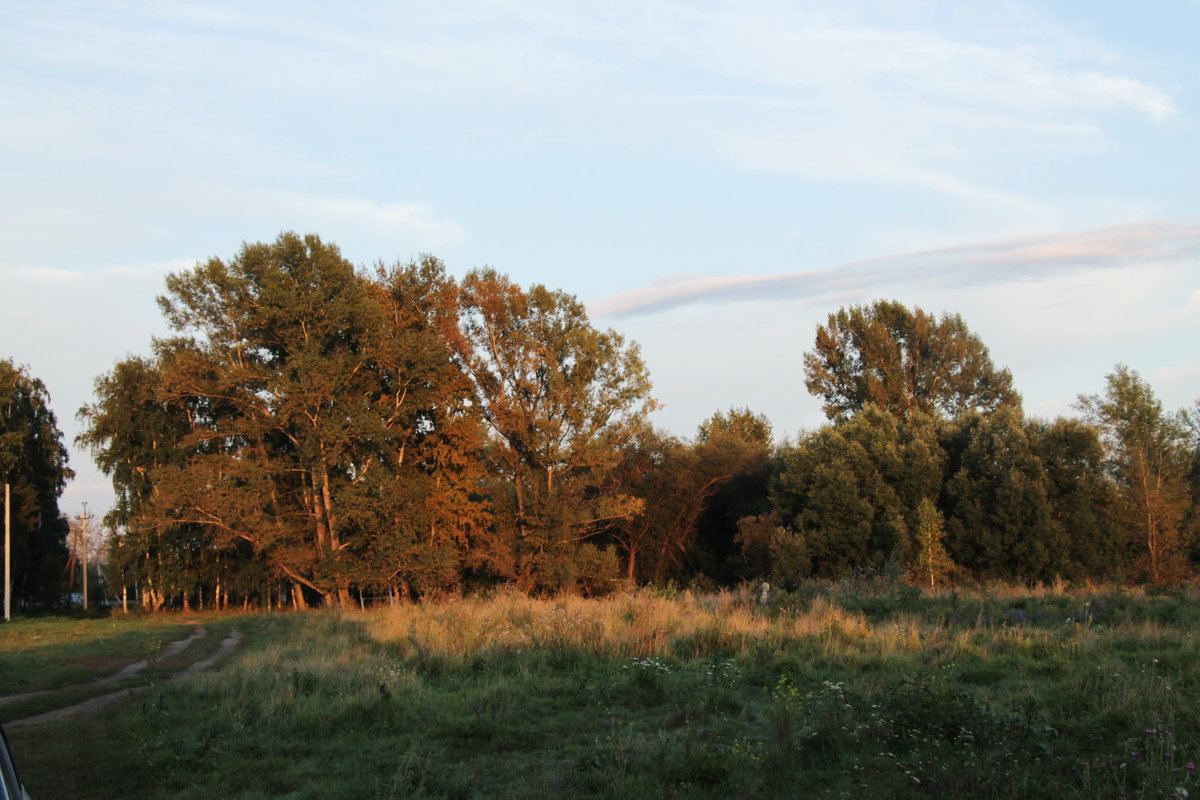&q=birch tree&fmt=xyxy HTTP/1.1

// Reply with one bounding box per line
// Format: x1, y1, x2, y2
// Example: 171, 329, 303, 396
1078, 366, 1192, 583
